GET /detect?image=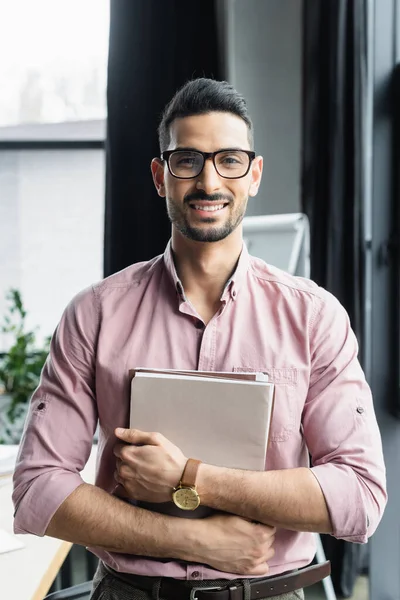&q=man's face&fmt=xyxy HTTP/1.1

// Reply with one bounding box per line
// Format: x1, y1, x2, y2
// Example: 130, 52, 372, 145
151, 112, 263, 243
